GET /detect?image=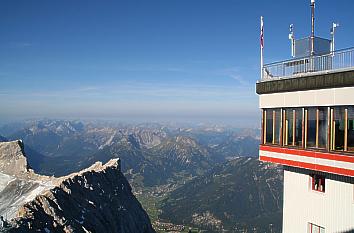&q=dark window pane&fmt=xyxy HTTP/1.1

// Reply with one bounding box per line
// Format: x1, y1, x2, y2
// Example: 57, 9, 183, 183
295, 108, 303, 146
307, 108, 317, 148
311, 174, 325, 192
285, 109, 294, 146
318, 107, 328, 148
266, 110, 273, 143
334, 107, 345, 151
274, 109, 281, 144
347, 106, 354, 152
